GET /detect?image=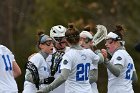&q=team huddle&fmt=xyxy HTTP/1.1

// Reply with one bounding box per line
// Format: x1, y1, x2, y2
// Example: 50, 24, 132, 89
0, 23, 138, 93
